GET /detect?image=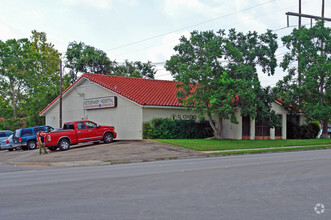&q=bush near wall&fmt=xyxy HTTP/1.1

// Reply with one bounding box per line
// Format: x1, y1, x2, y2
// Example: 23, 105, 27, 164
0, 118, 25, 131
143, 118, 213, 139
287, 120, 320, 139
